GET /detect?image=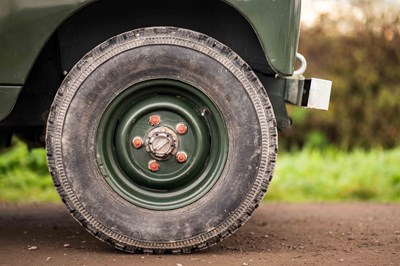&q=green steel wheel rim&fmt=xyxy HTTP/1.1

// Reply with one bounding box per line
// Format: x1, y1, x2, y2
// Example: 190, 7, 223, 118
96, 79, 228, 210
